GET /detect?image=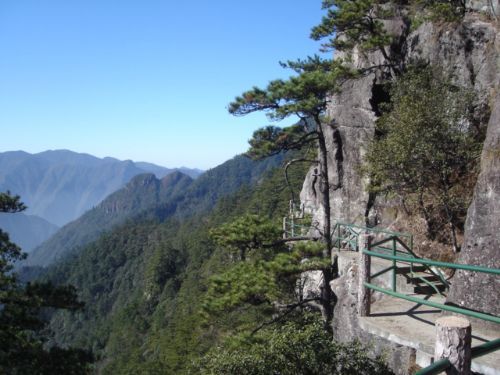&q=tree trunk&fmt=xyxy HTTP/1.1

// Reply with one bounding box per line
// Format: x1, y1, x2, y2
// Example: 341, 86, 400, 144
418, 189, 434, 238
315, 117, 335, 332
441, 183, 460, 253
320, 268, 334, 334
316, 119, 332, 252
